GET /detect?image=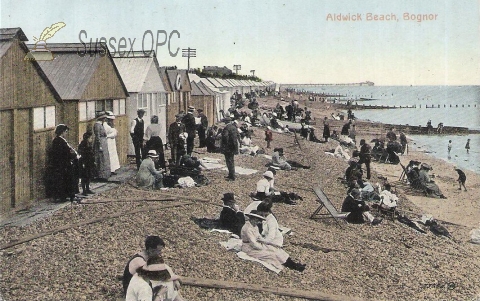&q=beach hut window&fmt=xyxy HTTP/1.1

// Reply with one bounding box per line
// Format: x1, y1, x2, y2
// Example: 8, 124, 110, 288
113, 99, 119, 115
119, 99, 126, 115
95, 100, 105, 113
79, 102, 87, 121
86, 101, 96, 120
105, 99, 114, 112
33, 106, 56, 130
